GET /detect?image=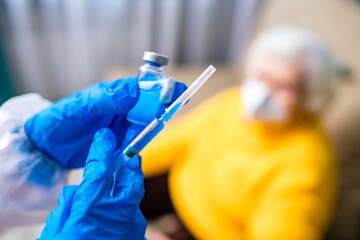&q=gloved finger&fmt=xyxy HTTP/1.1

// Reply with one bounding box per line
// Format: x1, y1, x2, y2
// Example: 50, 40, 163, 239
156, 81, 187, 118
24, 77, 140, 170
118, 122, 146, 150
113, 155, 145, 206
110, 114, 134, 147
27, 76, 140, 126
38, 185, 78, 239
86, 76, 140, 116
78, 128, 117, 198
